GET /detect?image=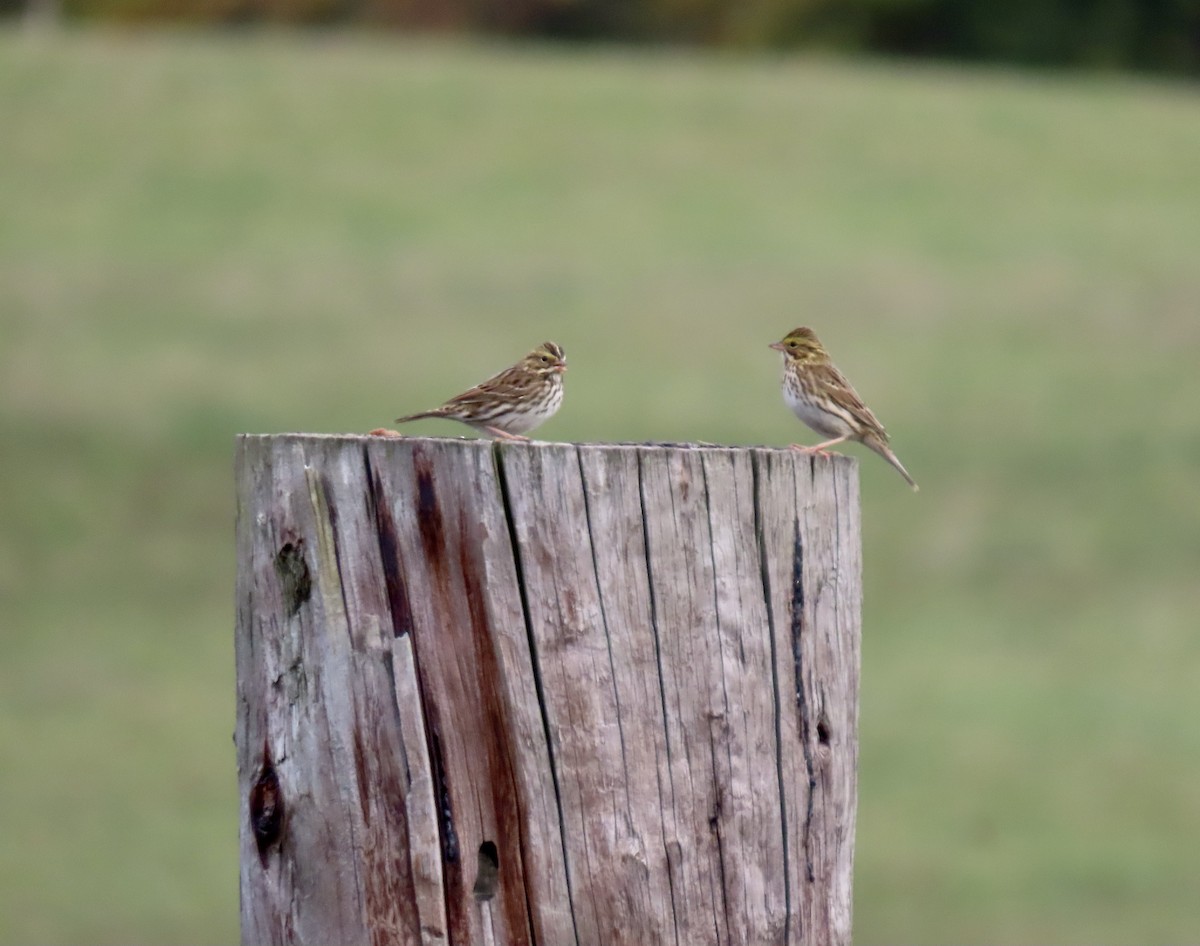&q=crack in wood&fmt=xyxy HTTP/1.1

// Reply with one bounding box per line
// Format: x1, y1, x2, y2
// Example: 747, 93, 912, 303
750, 449, 793, 946
707, 734, 729, 929
351, 724, 374, 828
698, 451, 734, 936
494, 445, 581, 946
791, 520, 818, 885
635, 446, 683, 946
575, 446, 633, 795
457, 498, 538, 944
398, 445, 465, 936
364, 448, 414, 639
428, 728, 459, 865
